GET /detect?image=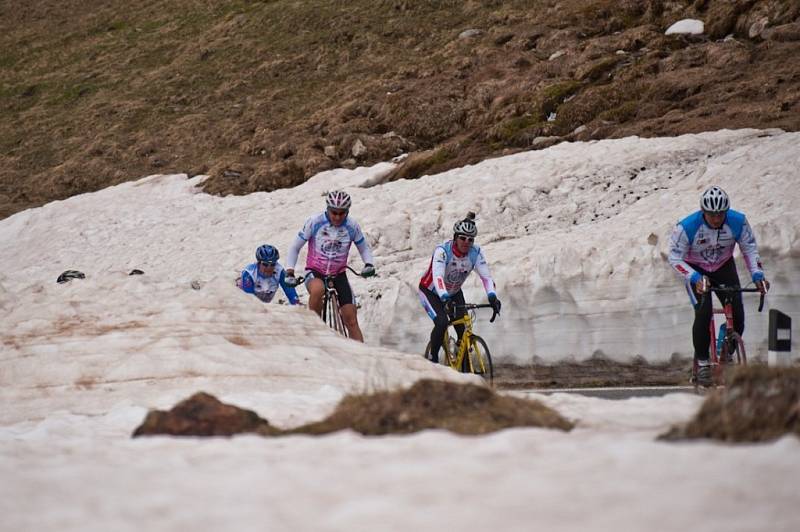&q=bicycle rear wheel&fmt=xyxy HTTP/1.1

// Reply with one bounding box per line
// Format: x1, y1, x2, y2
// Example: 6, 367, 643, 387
464, 335, 493, 385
